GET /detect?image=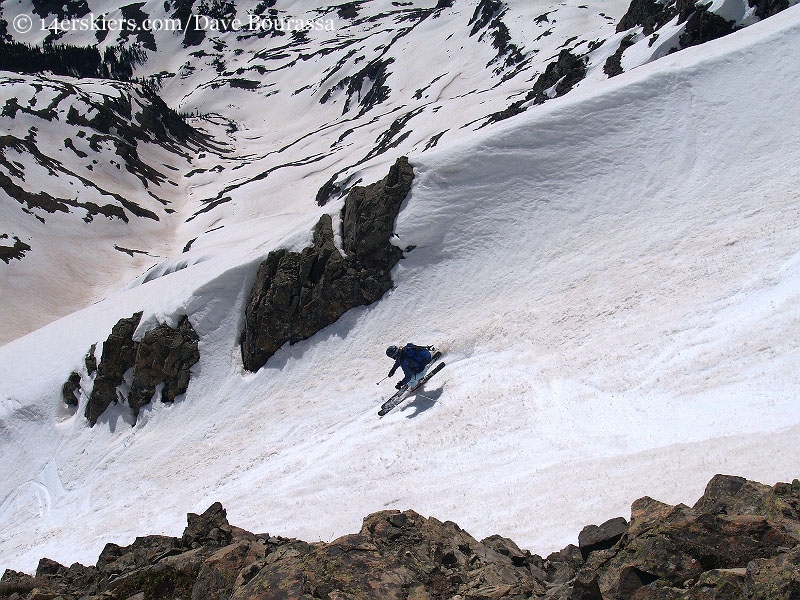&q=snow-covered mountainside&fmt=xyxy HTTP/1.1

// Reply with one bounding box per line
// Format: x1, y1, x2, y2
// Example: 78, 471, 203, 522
1, 0, 800, 579
4, 0, 792, 342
